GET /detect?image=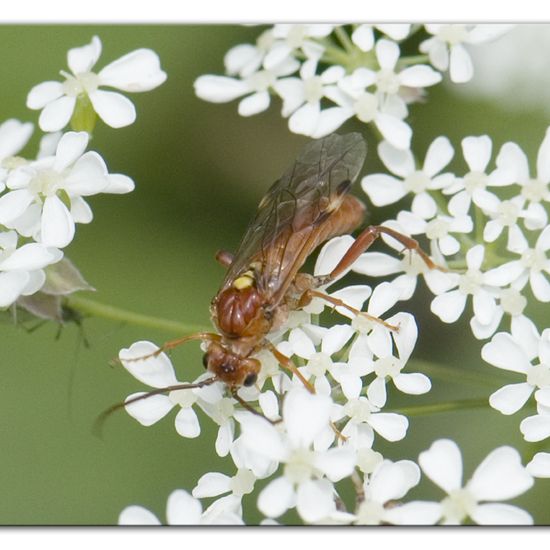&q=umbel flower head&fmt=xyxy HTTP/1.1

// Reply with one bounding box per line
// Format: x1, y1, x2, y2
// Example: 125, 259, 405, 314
26, 36, 167, 131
